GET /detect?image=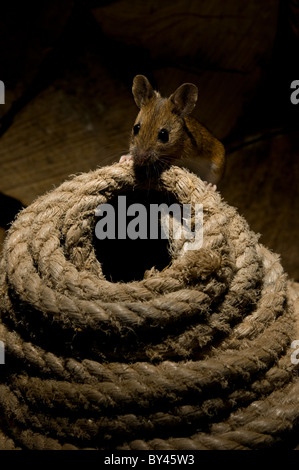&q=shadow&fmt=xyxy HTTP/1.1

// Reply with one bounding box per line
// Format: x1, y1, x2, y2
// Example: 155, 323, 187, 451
0, 192, 24, 229
93, 189, 177, 282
